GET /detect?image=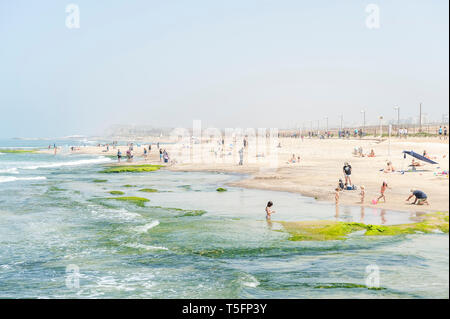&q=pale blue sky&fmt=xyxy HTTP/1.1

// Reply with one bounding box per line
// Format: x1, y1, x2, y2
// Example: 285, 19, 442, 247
0, 0, 448, 137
